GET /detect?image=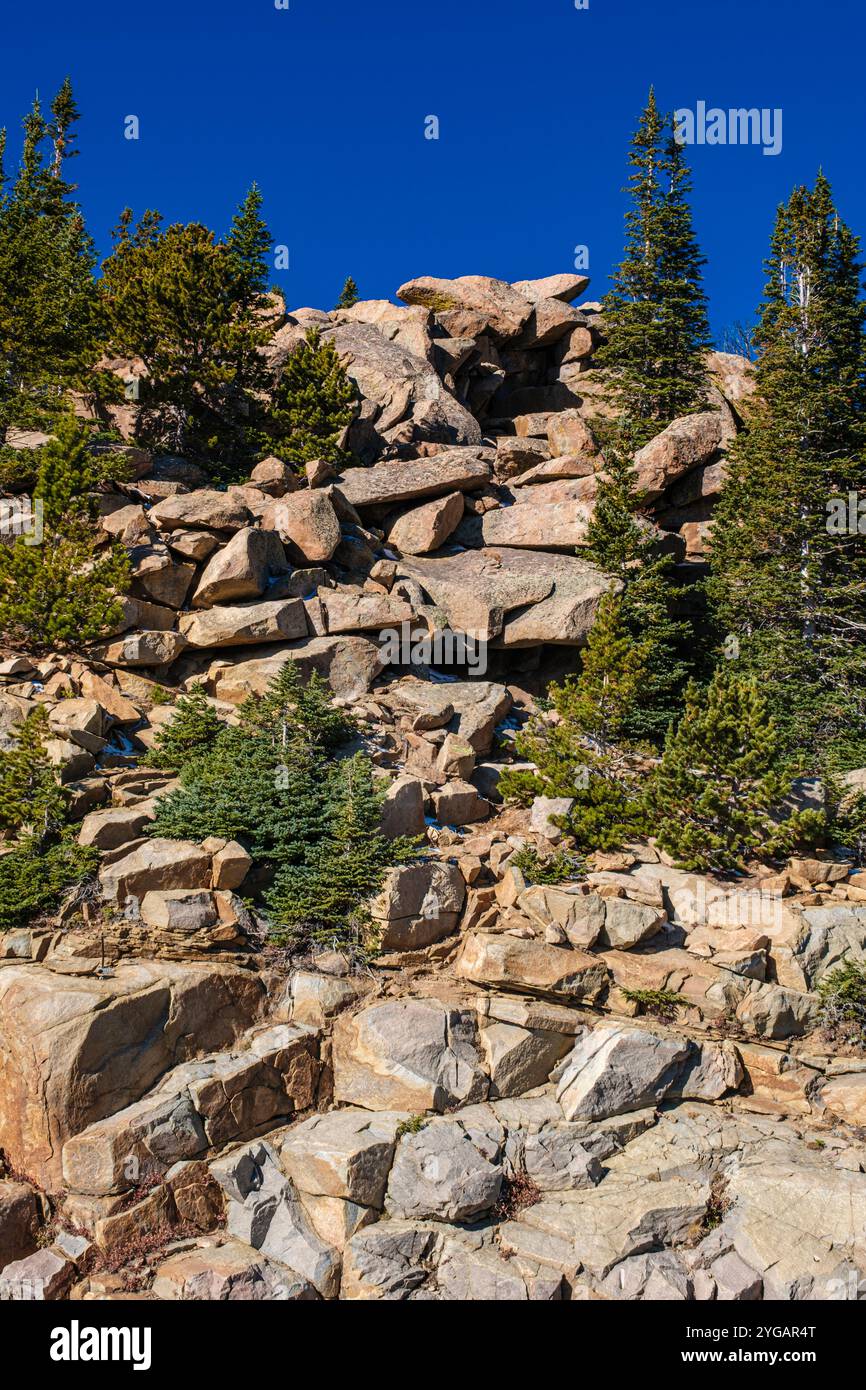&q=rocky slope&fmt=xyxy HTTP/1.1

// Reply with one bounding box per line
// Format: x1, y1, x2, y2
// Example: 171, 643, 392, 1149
1, 272, 865, 1302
